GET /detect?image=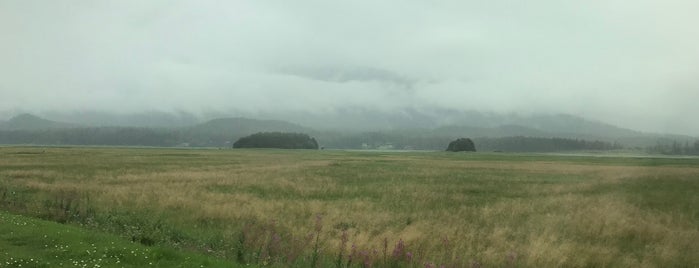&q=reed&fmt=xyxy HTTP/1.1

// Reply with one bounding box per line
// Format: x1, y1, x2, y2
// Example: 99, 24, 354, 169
1, 147, 697, 267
